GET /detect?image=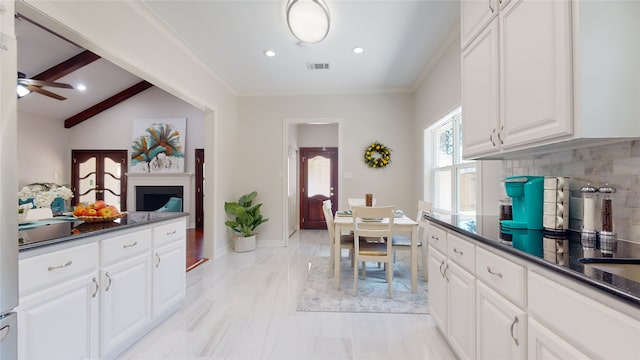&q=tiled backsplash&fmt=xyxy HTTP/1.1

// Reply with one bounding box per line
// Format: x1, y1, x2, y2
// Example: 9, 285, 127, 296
503, 140, 640, 244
